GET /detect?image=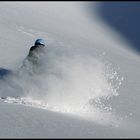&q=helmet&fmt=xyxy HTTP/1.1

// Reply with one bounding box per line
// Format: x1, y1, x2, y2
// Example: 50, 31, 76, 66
35, 39, 46, 46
